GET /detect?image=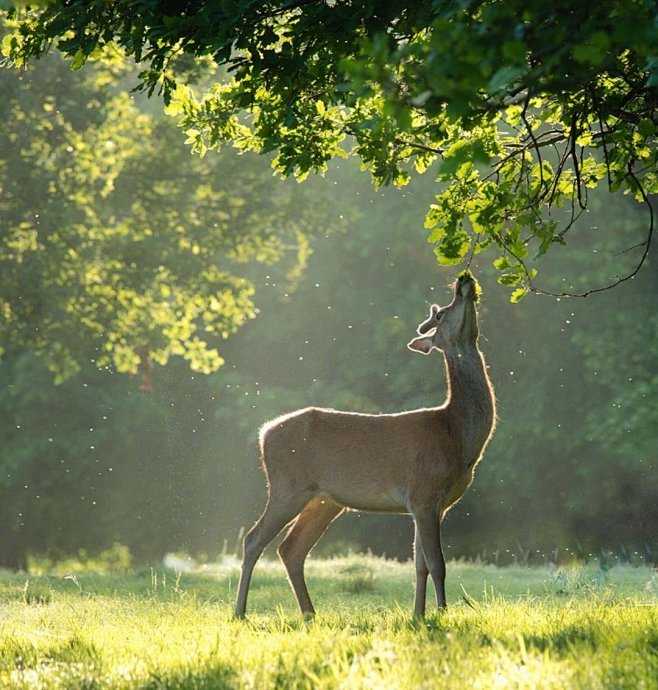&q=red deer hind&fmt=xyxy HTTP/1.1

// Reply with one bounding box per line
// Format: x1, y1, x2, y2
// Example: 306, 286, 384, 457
234, 274, 496, 618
